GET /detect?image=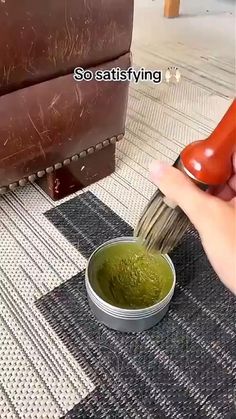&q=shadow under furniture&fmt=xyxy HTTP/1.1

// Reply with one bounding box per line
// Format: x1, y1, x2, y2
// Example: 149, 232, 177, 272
0, 0, 134, 200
